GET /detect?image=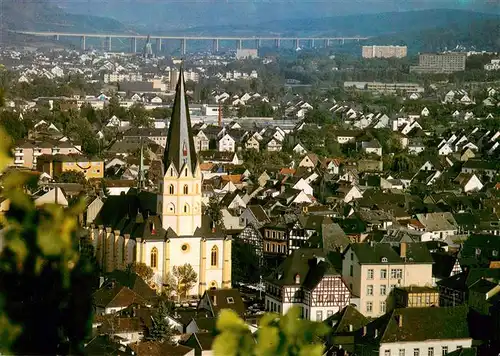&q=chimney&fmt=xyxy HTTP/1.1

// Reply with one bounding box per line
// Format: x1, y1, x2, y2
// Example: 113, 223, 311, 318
397, 314, 403, 328
374, 329, 378, 338
348, 324, 353, 332
400, 242, 407, 259
362, 326, 367, 336
212, 295, 217, 306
